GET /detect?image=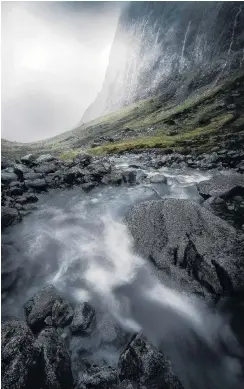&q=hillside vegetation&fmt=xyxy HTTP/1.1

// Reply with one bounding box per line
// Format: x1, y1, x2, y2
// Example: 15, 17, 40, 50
2, 69, 244, 159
